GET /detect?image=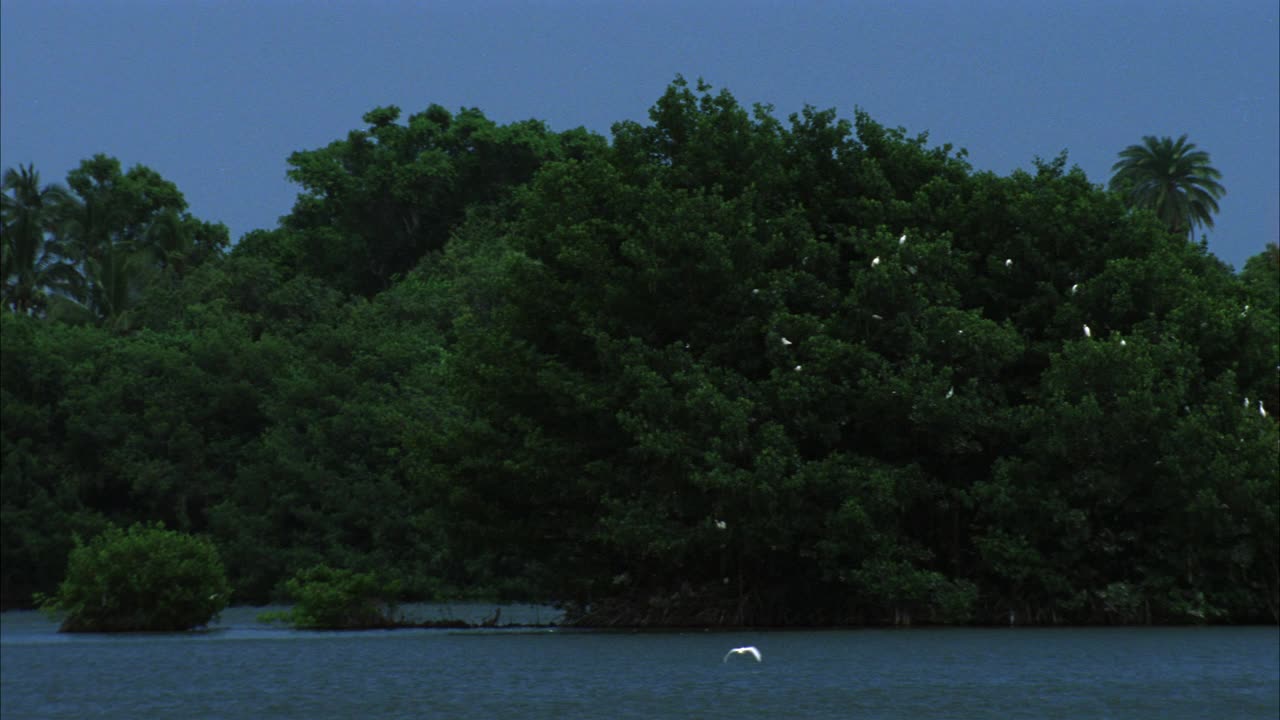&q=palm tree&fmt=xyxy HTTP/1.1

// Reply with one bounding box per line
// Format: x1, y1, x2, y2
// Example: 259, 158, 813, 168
83, 240, 155, 332
49, 193, 158, 330
1109, 135, 1225, 238
1, 165, 83, 314
140, 207, 194, 276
